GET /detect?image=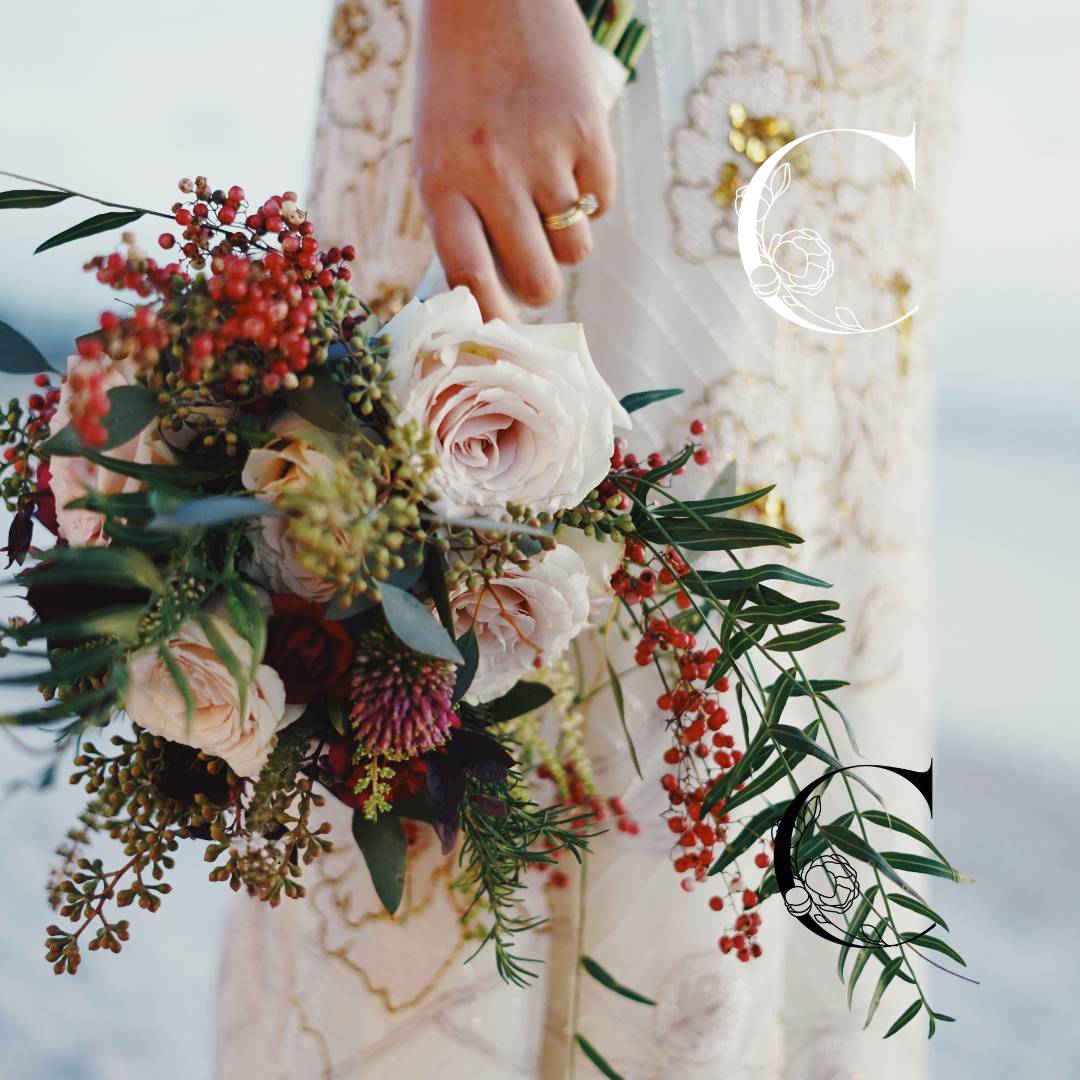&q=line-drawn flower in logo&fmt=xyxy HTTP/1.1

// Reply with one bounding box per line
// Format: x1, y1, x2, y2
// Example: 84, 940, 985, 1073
737, 162, 862, 331
764, 227, 835, 297
780, 795, 862, 927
